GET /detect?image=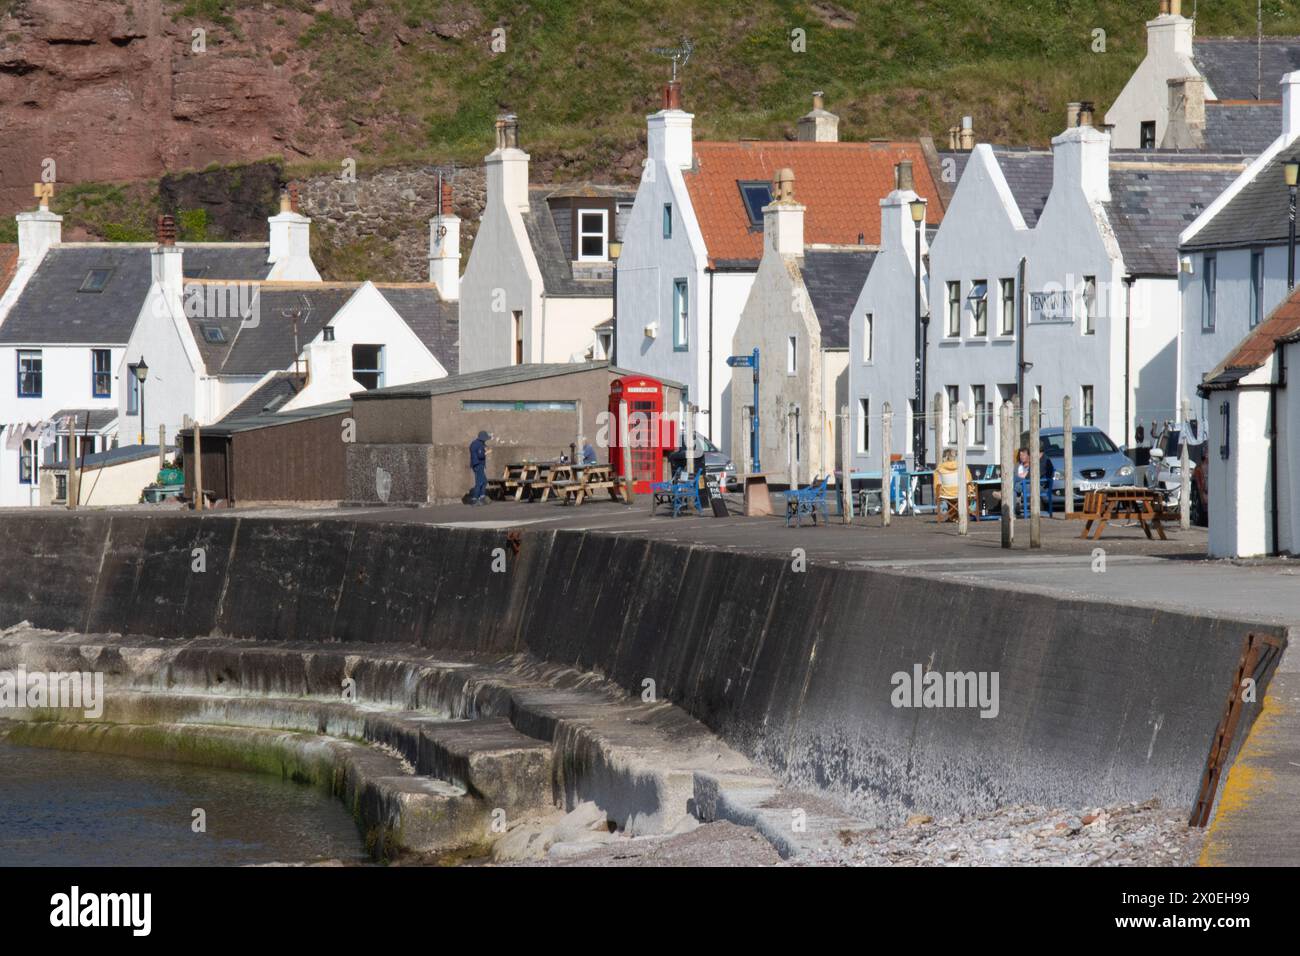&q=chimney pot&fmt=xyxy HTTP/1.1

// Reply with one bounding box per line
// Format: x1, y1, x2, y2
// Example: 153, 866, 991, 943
1078, 101, 1095, 127
441, 180, 454, 216
1067, 101, 1083, 128
773, 167, 796, 202
156, 214, 176, 247
949, 126, 960, 150
812, 90, 824, 110
288, 181, 301, 214
663, 81, 682, 111
958, 116, 975, 151
495, 112, 520, 150
895, 160, 915, 192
